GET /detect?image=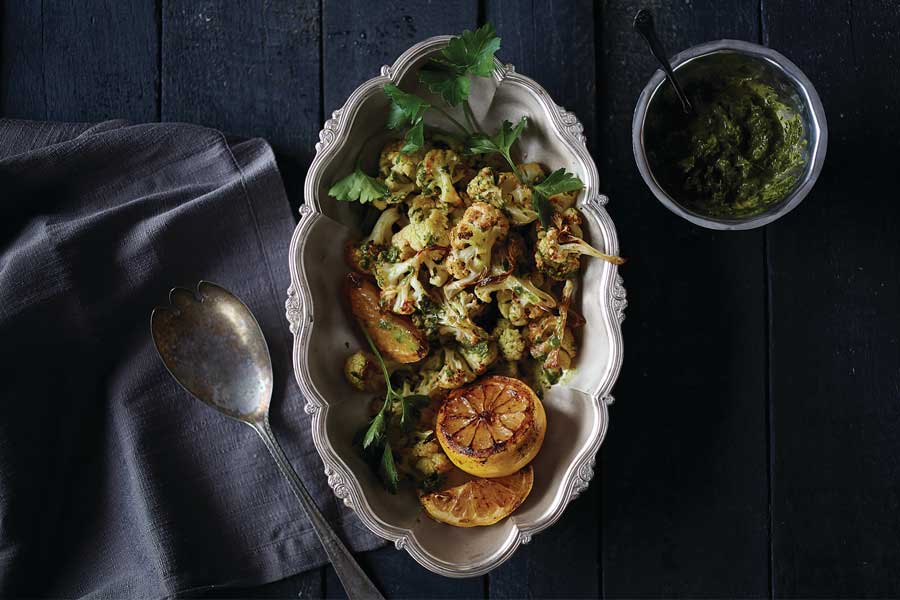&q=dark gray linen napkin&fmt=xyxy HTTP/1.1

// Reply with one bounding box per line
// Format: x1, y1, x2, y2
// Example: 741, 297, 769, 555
0, 119, 382, 598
